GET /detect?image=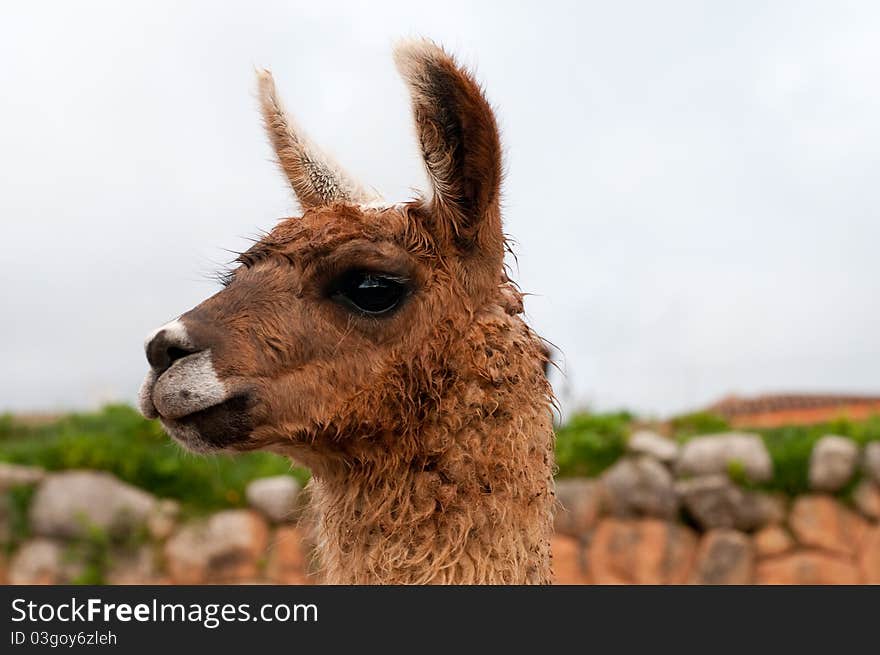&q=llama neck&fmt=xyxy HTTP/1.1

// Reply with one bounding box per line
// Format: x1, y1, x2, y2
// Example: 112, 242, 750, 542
308, 311, 555, 584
